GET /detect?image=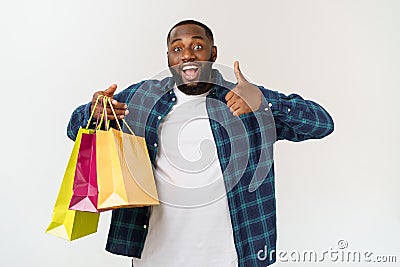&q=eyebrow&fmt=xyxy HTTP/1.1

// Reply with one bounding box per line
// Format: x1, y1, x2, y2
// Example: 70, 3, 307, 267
170, 35, 205, 45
